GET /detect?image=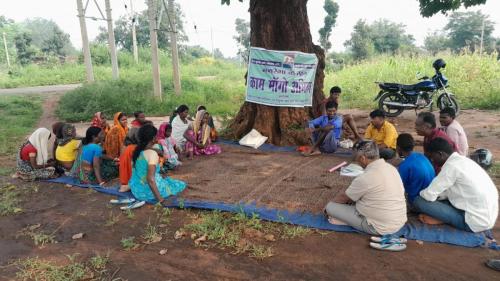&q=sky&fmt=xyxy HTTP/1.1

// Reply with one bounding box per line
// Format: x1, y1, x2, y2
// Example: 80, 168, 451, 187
2, 0, 500, 57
